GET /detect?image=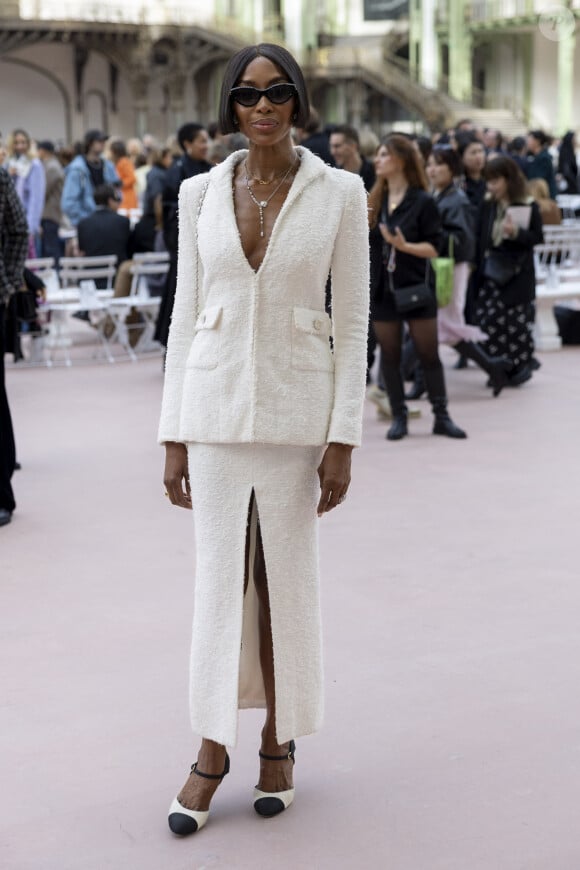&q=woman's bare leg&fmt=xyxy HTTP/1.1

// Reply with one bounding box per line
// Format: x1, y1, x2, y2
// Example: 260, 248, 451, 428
253, 519, 294, 792
176, 739, 227, 811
